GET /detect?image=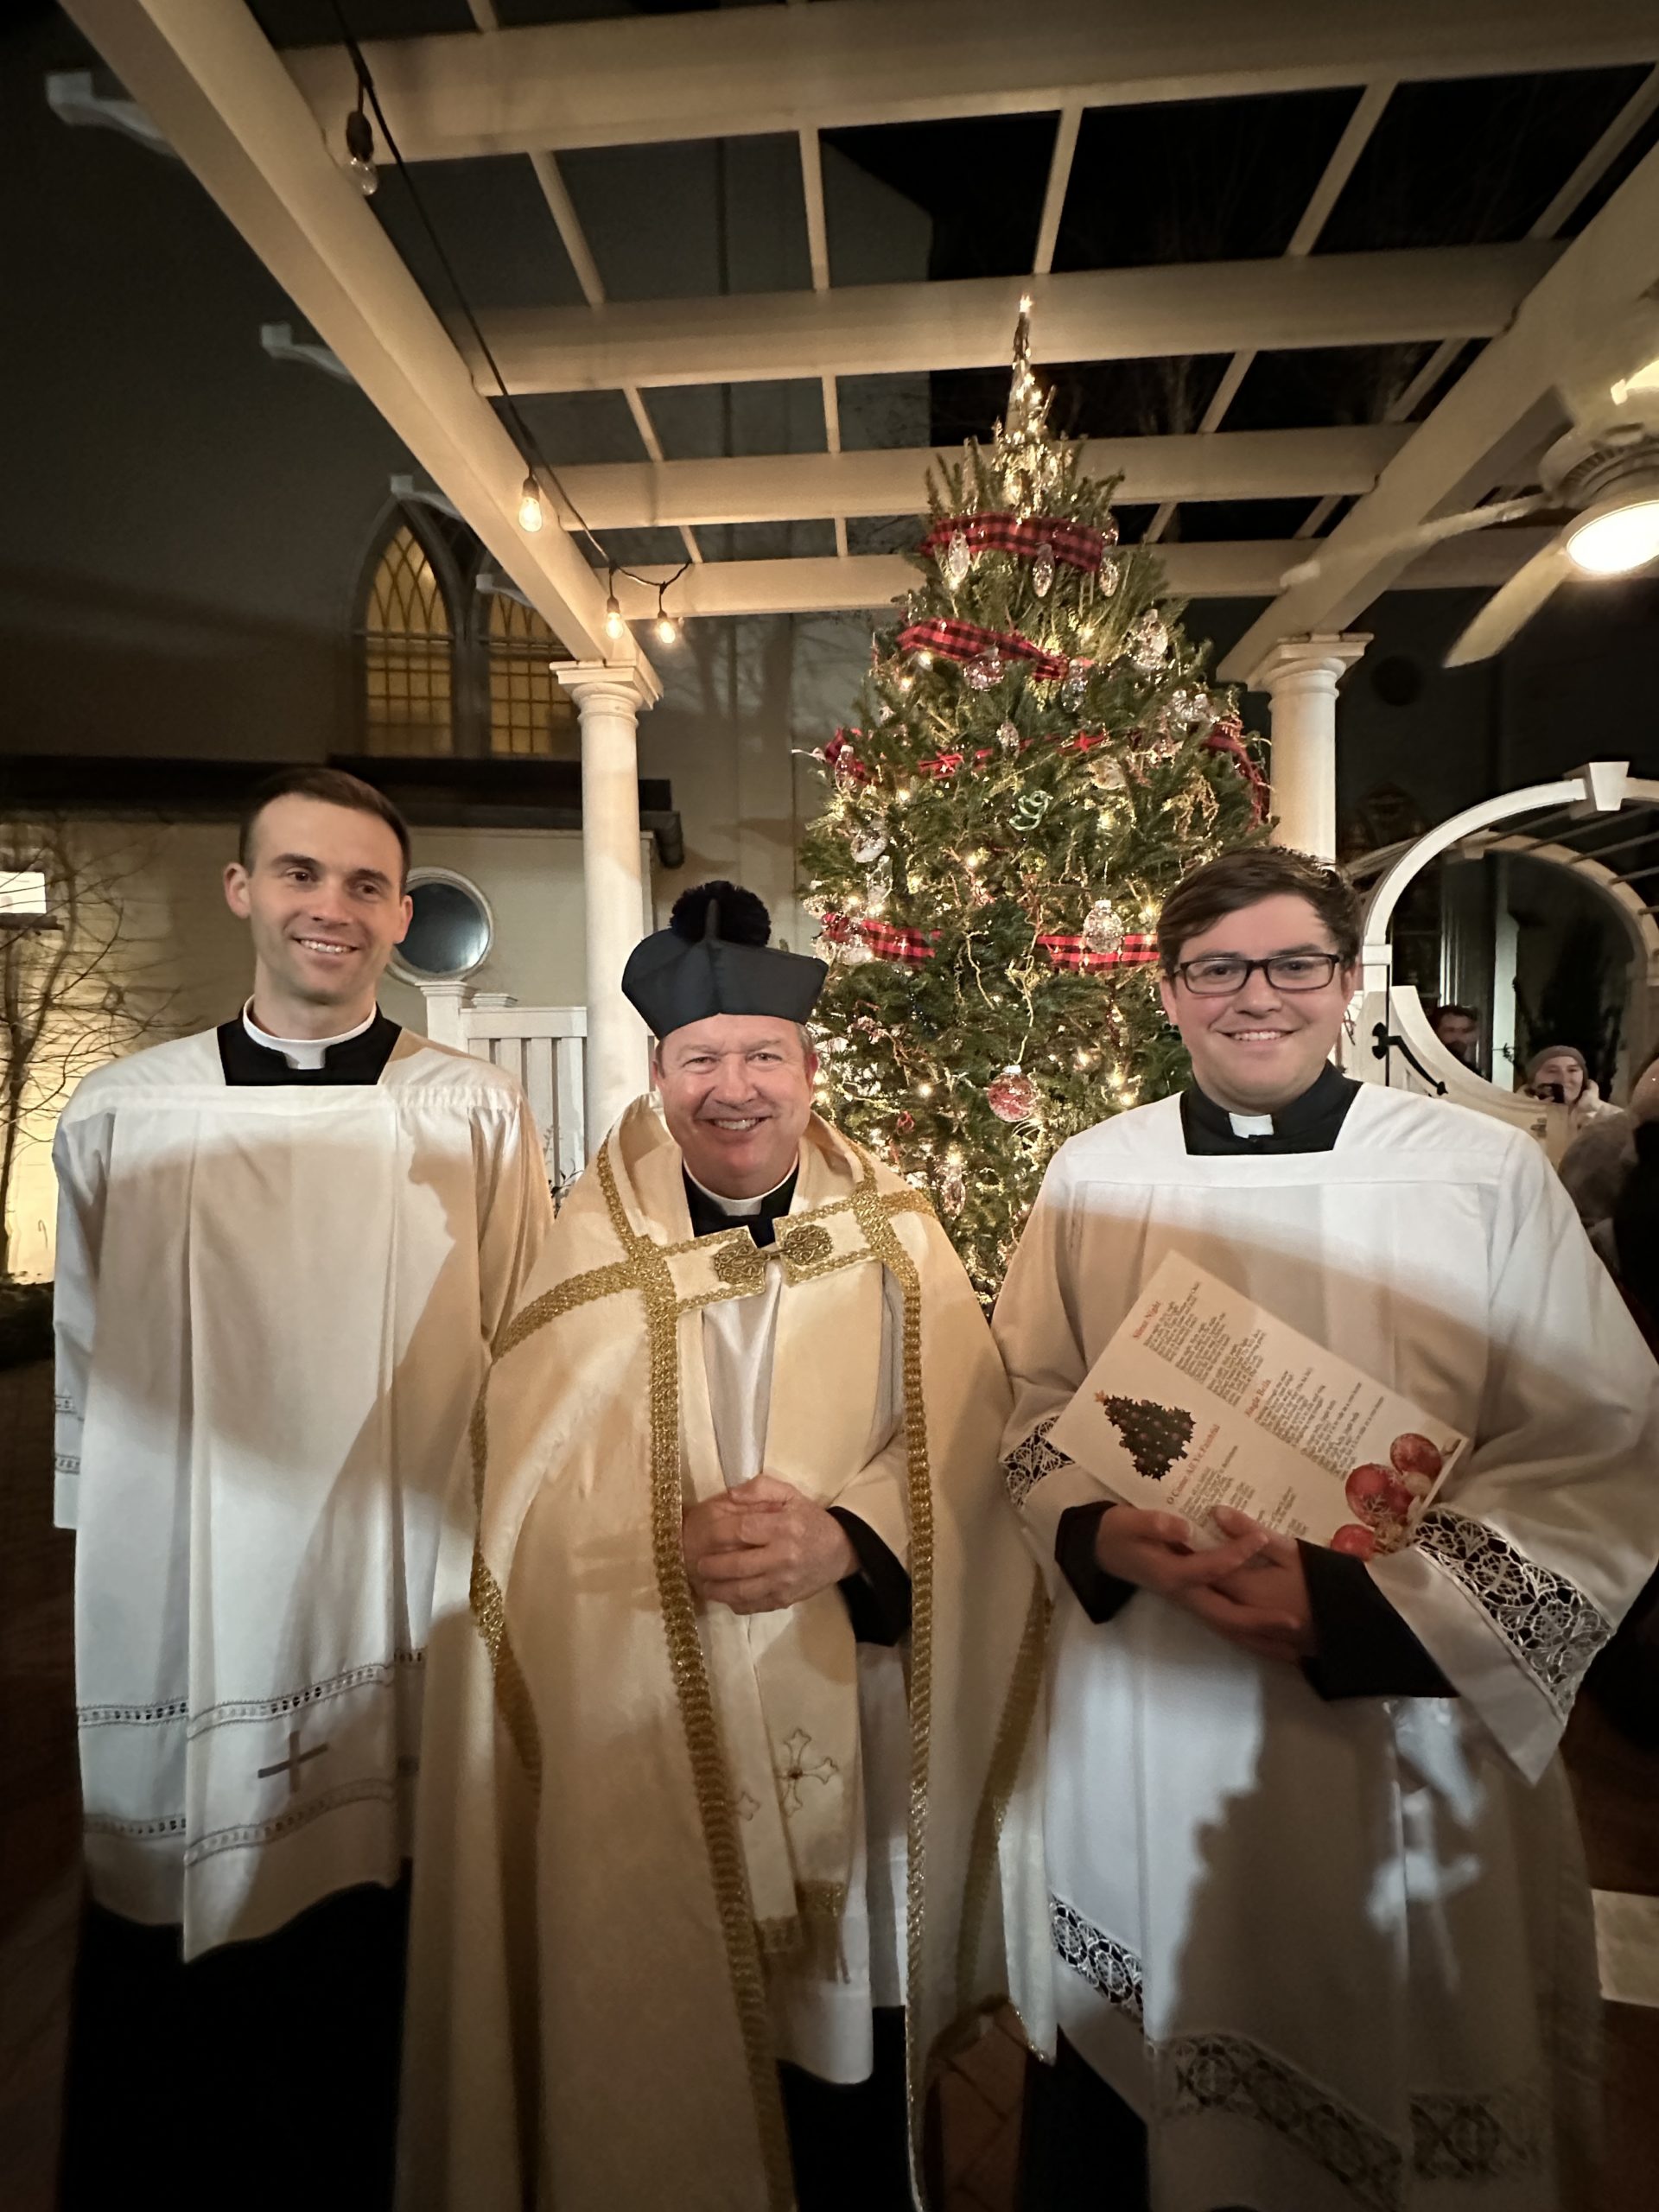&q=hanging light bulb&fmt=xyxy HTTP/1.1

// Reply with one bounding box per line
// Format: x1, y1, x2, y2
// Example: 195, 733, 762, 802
518, 474, 544, 532
654, 587, 680, 645
344, 99, 378, 197
603, 567, 626, 641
